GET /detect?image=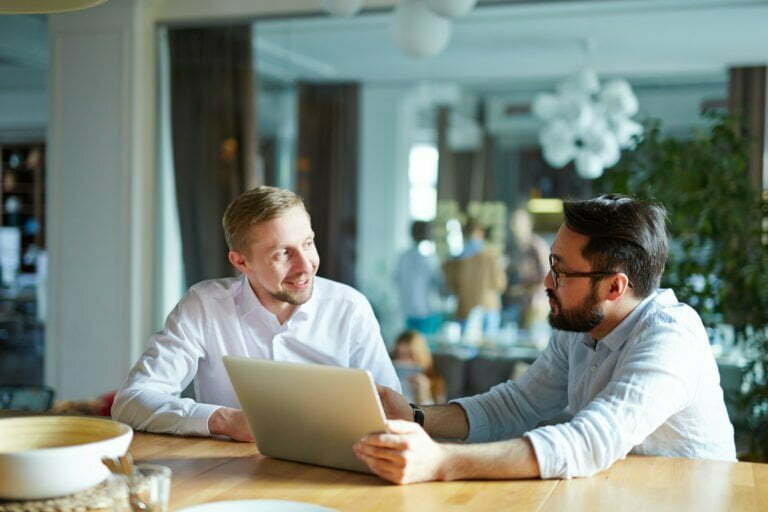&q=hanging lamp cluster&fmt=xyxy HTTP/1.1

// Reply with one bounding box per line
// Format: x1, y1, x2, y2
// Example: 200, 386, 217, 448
532, 68, 643, 179
320, 0, 477, 58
